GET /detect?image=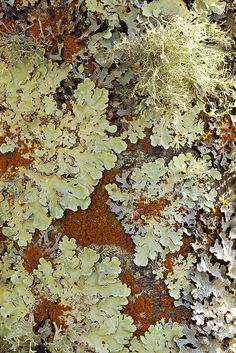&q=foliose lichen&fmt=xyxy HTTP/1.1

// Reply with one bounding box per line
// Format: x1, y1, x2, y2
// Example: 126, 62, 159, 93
106, 153, 221, 266
0, 44, 126, 246
0, 236, 135, 353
